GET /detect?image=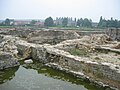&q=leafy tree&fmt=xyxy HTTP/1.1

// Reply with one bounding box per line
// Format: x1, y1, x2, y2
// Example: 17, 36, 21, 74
44, 17, 54, 27
98, 16, 120, 28
79, 18, 83, 26
74, 18, 76, 22
98, 16, 103, 27
77, 19, 80, 26
76, 18, 83, 27
98, 17, 108, 28
82, 18, 92, 27
5, 18, 10, 26
117, 21, 120, 28
101, 19, 107, 27
0, 22, 4, 26
110, 17, 114, 27
62, 17, 68, 27
77, 18, 92, 27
